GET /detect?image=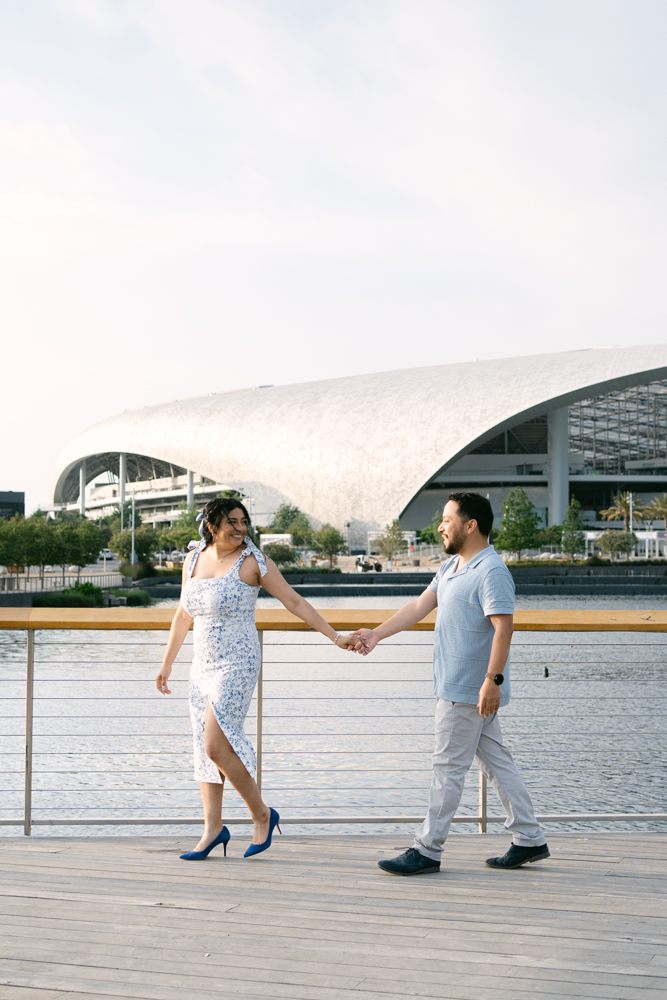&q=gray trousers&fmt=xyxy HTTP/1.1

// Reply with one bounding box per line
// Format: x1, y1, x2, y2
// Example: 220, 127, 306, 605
414, 699, 546, 861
